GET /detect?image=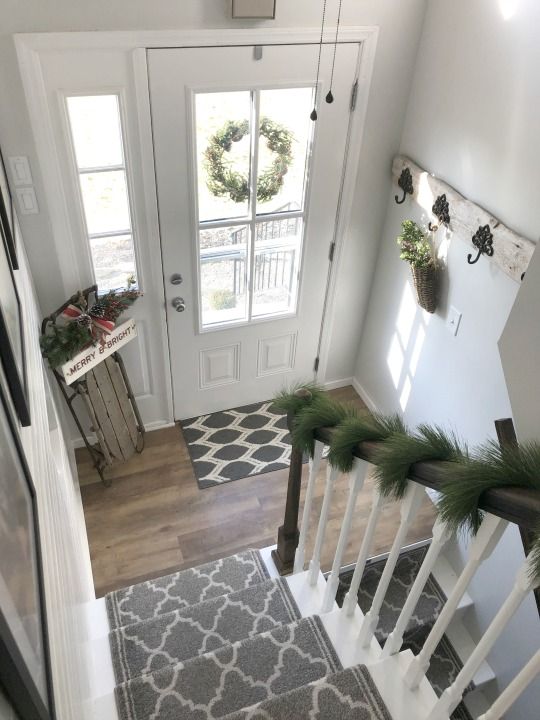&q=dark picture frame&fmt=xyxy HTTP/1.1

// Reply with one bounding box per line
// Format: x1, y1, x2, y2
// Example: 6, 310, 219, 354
0, 213, 30, 427
0, 373, 55, 720
0, 150, 17, 270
